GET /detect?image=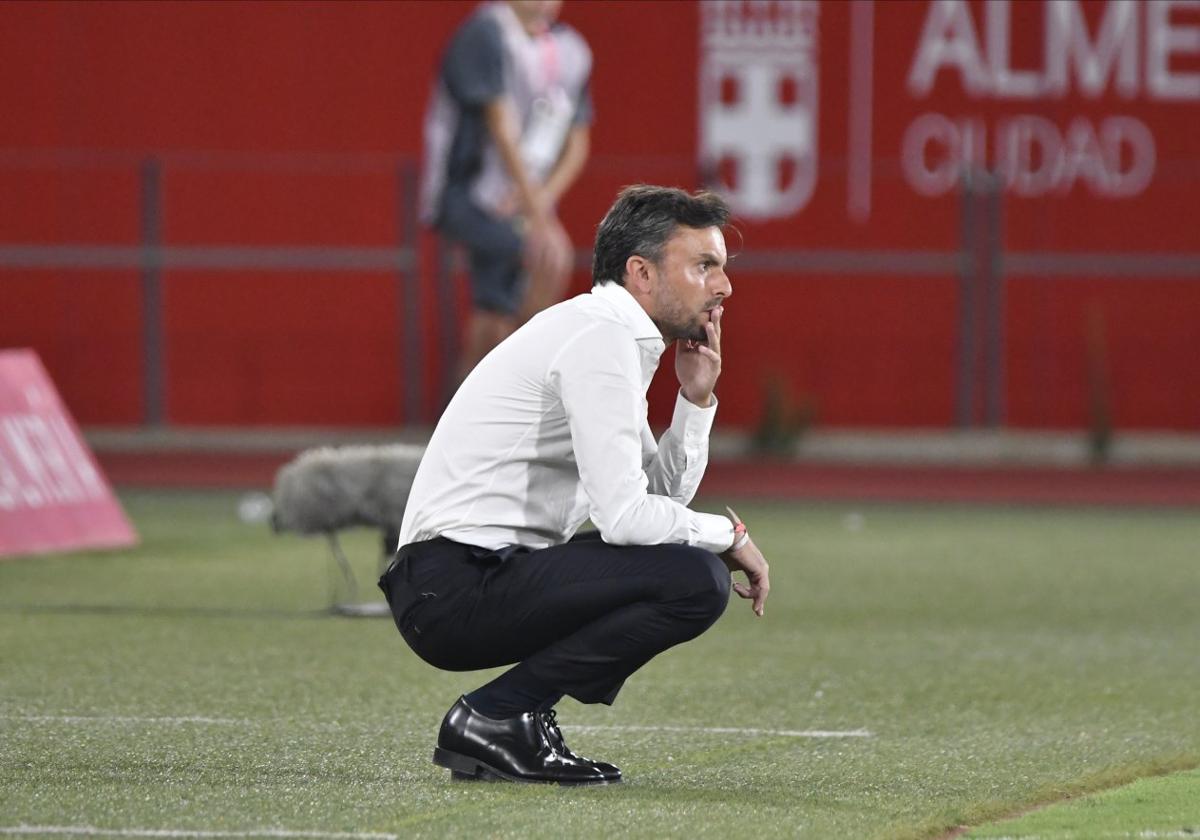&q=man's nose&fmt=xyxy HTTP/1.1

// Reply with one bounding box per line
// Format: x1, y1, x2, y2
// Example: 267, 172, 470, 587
713, 270, 732, 299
